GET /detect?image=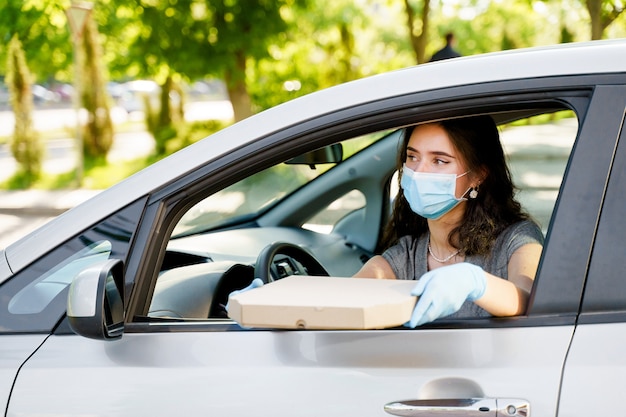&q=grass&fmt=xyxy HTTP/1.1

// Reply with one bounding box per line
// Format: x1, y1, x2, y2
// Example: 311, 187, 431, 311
1, 153, 158, 191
